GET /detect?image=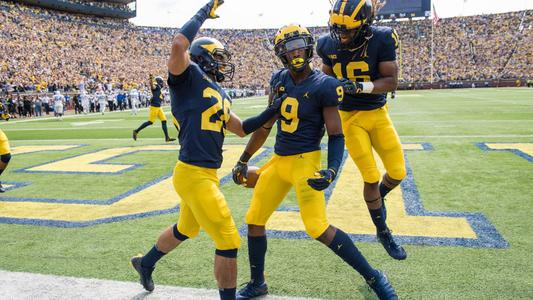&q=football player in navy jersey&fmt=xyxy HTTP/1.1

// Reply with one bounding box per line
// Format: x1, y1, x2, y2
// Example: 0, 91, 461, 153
317, 0, 407, 261
232, 24, 397, 300
132, 74, 176, 142
130, 1, 283, 299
